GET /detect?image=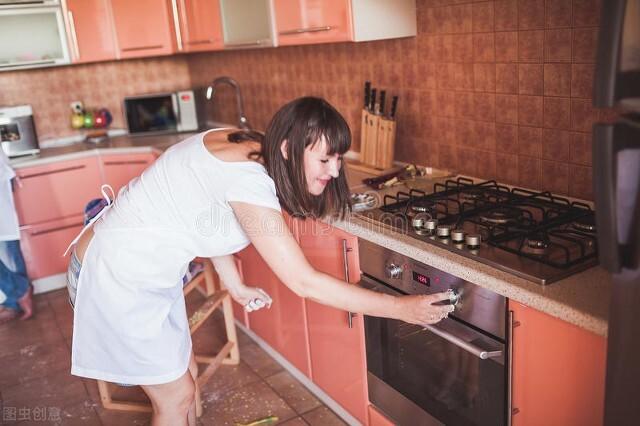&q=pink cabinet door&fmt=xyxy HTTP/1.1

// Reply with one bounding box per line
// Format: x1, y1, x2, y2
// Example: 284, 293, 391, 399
65, 0, 117, 63
13, 157, 102, 225
177, 0, 224, 52
274, 0, 353, 46
511, 301, 607, 426
20, 214, 85, 280
231, 254, 249, 326
110, 0, 176, 58
298, 219, 368, 424
101, 153, 155, 194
